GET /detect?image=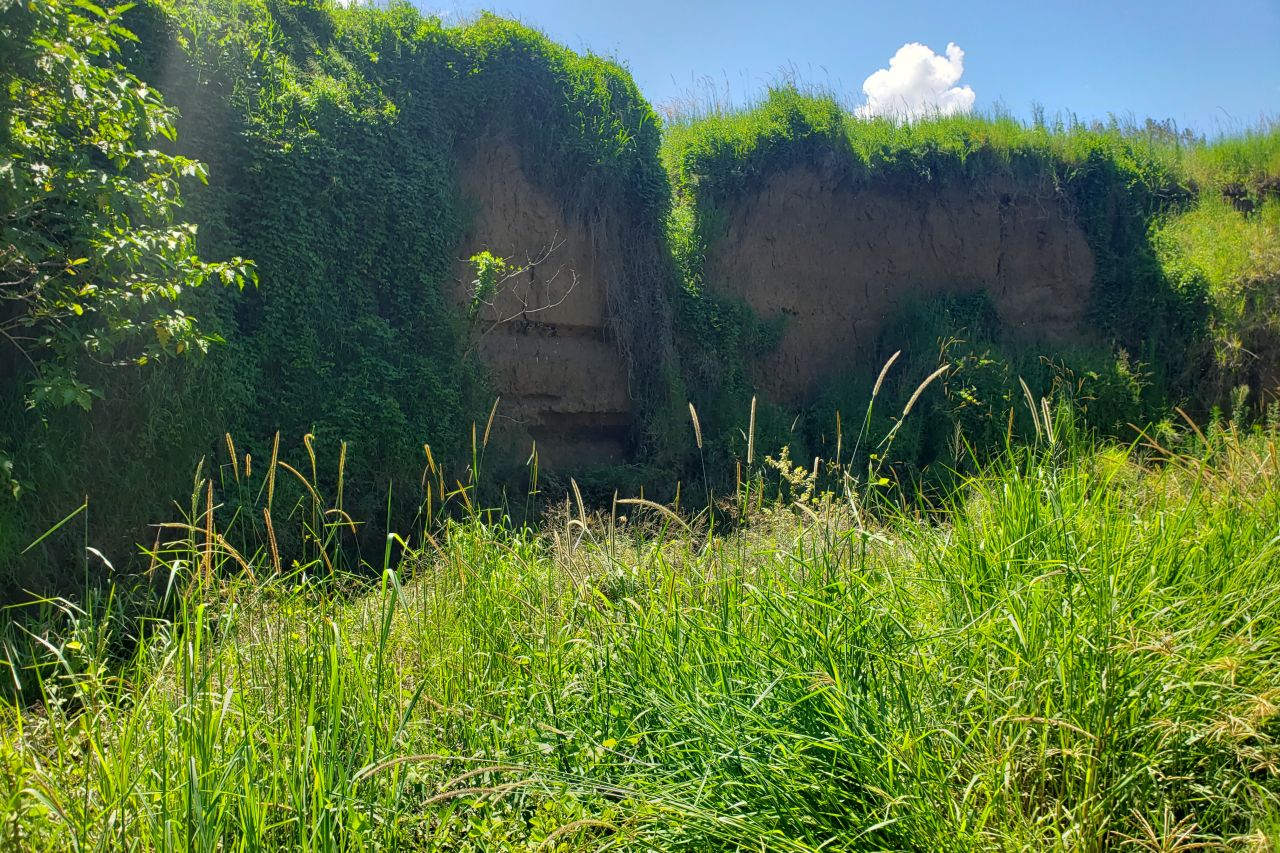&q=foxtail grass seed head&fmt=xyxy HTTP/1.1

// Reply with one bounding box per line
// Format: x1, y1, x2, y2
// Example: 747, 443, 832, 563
225, 433, 239, 483
903, 364, 949, 417
615, 497, 691, 532
146, 529, 160, 577
1020, 377, 1042, 439
304, 432, 316, 479
873, 350, 901, 399
203, 479, 214, 582
688, 402, 703, 449
748, 395, 757, 465
571, 478, 586, 527
483, 397, 500, 449
538, 820, 618, 850
263, 507, 281, 574
338, 441, 347, 506
268, 431, 280, 508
